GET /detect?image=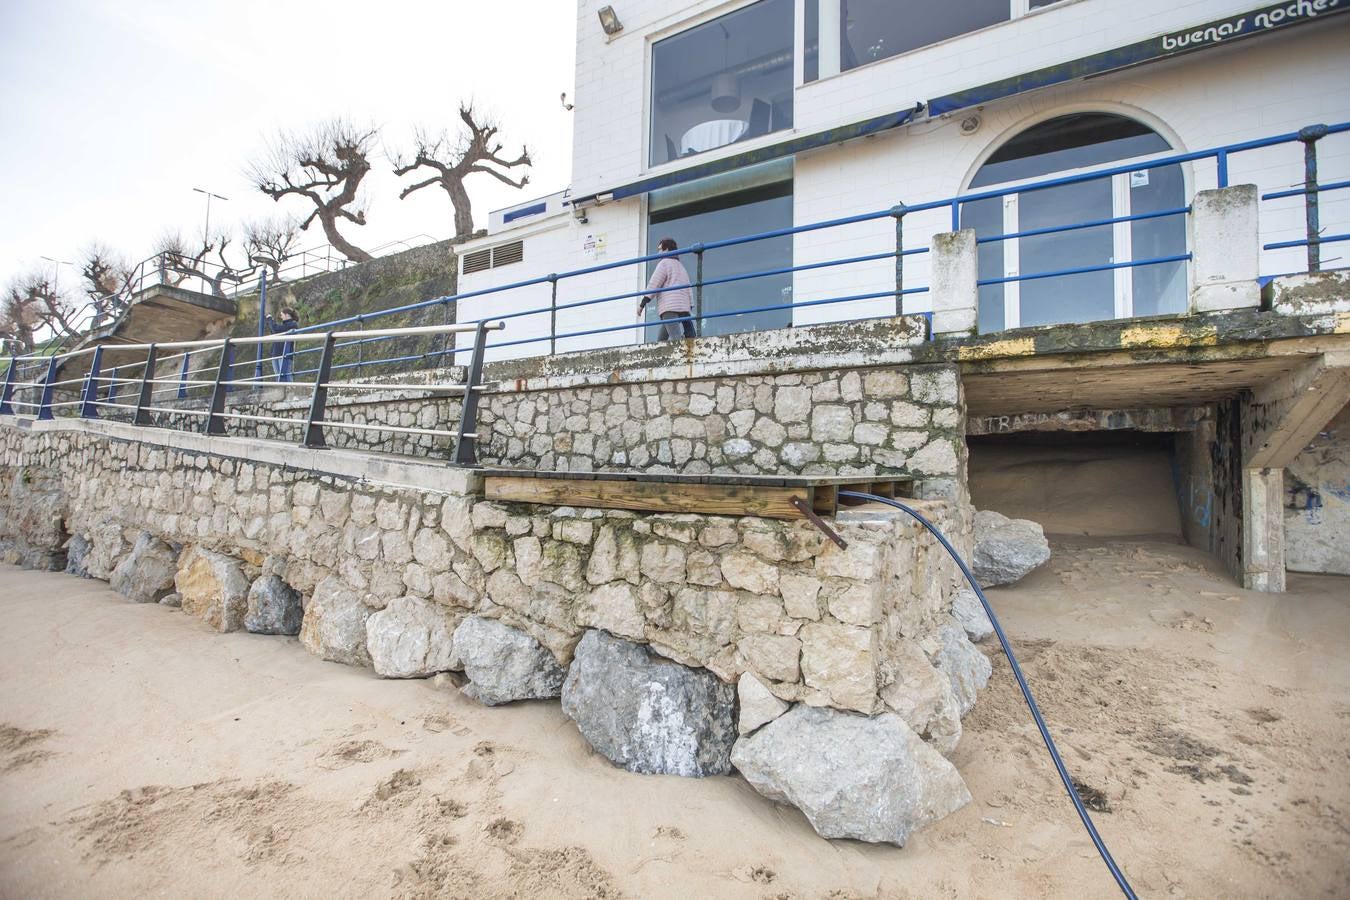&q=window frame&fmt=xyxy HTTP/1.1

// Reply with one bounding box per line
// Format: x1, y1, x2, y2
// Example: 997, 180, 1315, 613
961, 111, 1192, 331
